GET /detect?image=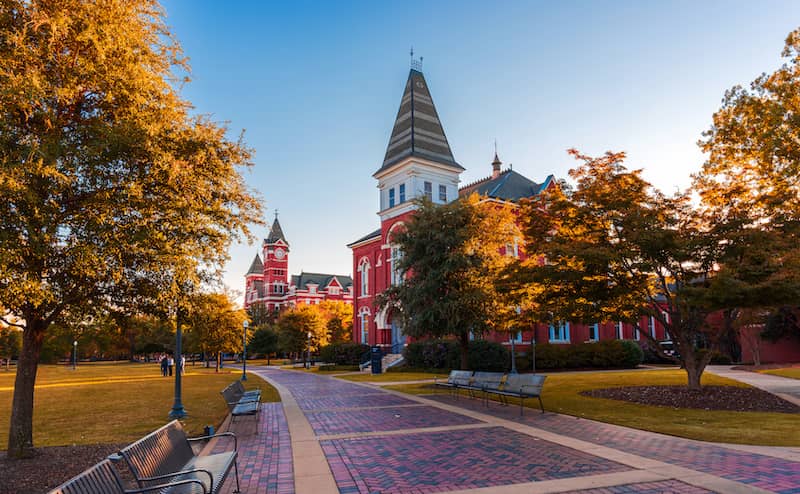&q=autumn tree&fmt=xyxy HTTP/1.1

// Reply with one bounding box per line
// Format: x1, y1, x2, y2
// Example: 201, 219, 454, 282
0, 0, 262, 457
183, 293, 248, 372
276, 305, 326, 360
517, 150, 729, 390
318, 300, 353, 344
248, 326, 279, 365
377, 195, 519, 370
